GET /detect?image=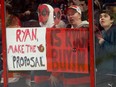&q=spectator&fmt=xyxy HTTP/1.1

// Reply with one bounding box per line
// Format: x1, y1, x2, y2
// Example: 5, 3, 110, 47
33, 4, 63, 87
66, 5, 89, 28
69, 0, 88, 20
95, 10, 116, 87
5, 3, 31, 87
64, 5, 90, 87
79, 0, 88, 20
53, 7, 66, 28
38, 4, 54, 28
5, 3, 21, 28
